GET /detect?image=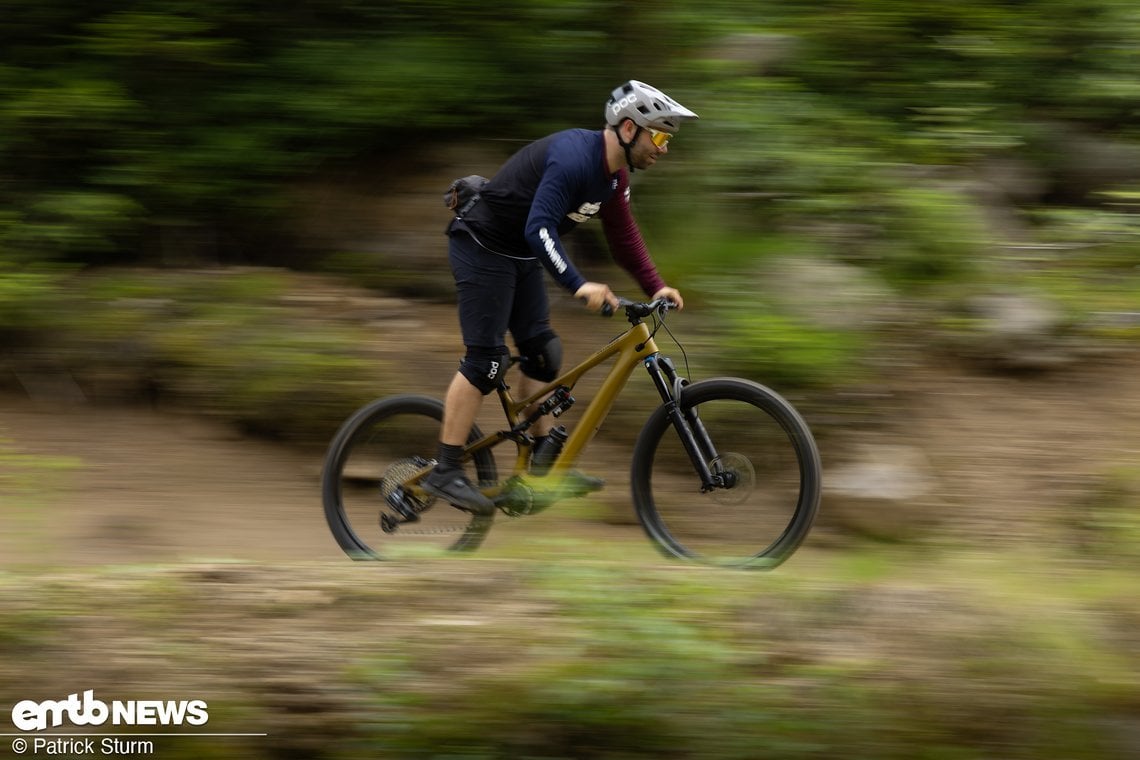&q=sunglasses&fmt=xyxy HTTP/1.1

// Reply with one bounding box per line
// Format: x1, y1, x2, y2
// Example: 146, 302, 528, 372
645, 127, 673, 148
